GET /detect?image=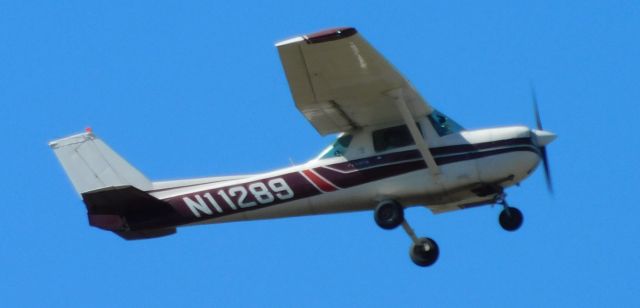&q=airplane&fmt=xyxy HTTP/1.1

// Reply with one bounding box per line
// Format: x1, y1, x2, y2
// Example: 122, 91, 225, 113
50, 27, 556, 267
